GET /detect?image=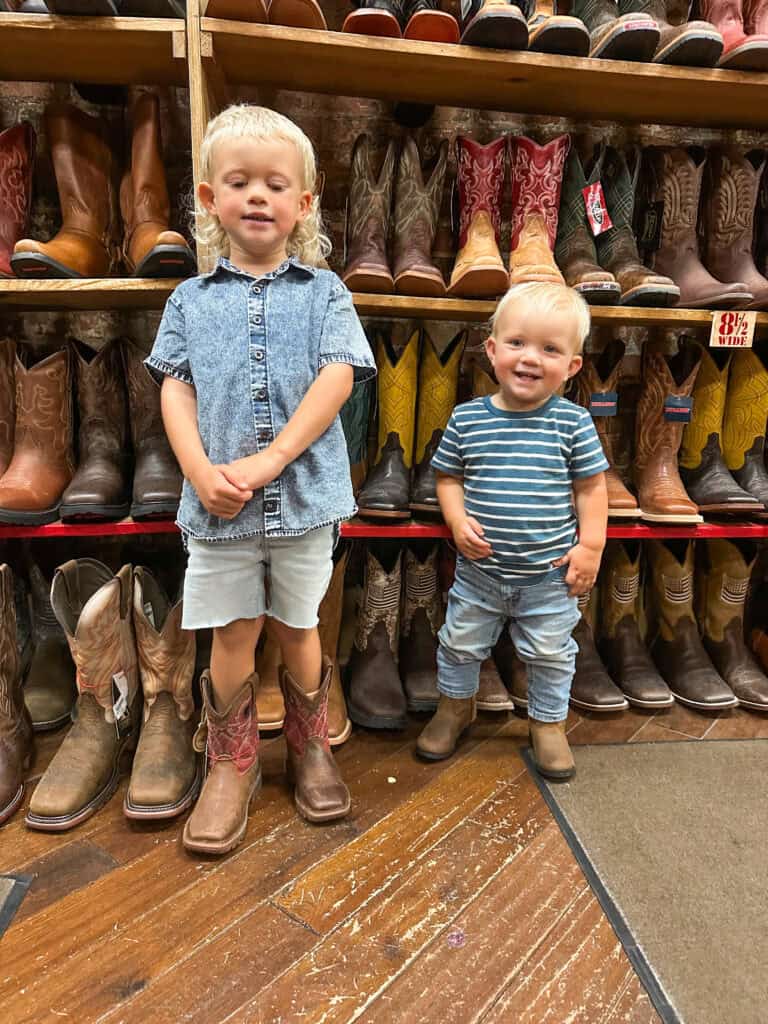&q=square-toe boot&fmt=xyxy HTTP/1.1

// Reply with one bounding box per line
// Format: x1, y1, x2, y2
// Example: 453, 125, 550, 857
598, 541, 674, 708
528, 0, 591, 55
60, 339, 131, 521
554, 148, 620, 305
342, 134, 396, 293
0, 348, 75, 526
701, 149, 768, 310
492, 629, 529, 710
634, 338, 703, 524
507, 134, 570, 287
528, 719, 574, 779
680, 348, 765, 513
722, 348, 768, 508
700, 0, 768, 68
410, 328, 465, 513
280, 658, 351, 822
342, 0, 404, 36
572, 0, 660, 58
269, 0, 327, 28
319, 547, 353, 746
124, 567, 200, 820
121, 93, 195, 280
0, 340, 15, 478
123, 336, 182, 519
393, 137, 448, 298
254, 623, 285, 732
697, 540, 768, 711
447, 137, 509, 299
619, 0, 723, 63
0, 564, 34, 828
460, 0, 529, 47
595, 147, 680, 307
340, 376, 373, 495
26, 560, 141, 831
403, 0, 460, 40
183, 671, 261, 855
570, 589, 629, 712
23, 560, 76, 732
570, 339, 640, 518
416, 694, 476, 760
12, 104, 119, 279
0, 122, 35, 279
646, 147, 752, 309
357, 328, 418, 519
346, 542, 408, 730
399, 543, 442, 712
647, 540, 737, 709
